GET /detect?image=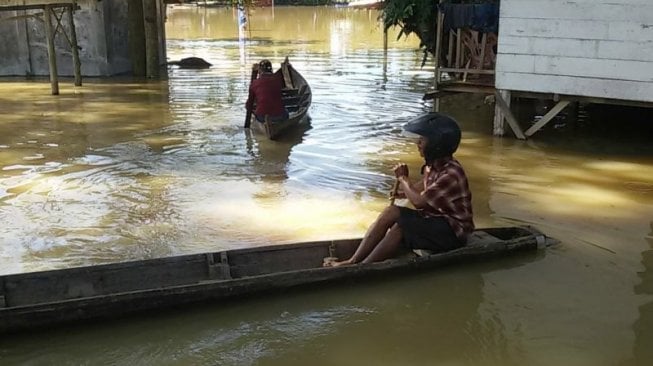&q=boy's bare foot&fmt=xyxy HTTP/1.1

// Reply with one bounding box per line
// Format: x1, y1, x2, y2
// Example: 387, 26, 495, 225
323, 257, 353, 267
322, 257, 338, 267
